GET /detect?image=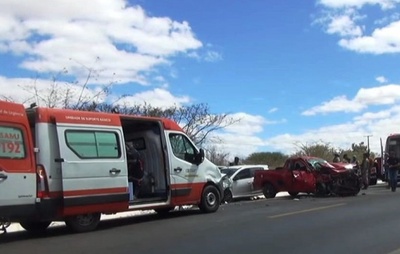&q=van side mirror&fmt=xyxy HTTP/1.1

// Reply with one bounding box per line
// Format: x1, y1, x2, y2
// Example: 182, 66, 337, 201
194, 148, 205, 166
